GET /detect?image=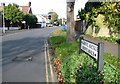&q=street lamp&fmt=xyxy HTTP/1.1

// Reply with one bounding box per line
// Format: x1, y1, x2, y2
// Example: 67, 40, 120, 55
2, 3, 5, 33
